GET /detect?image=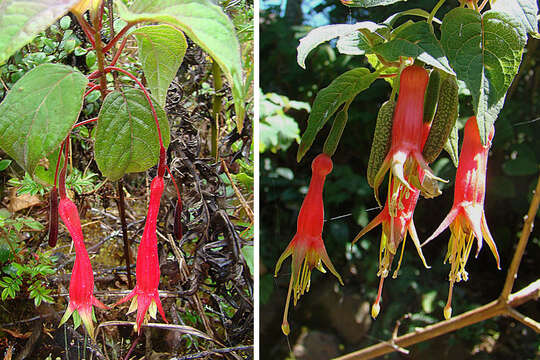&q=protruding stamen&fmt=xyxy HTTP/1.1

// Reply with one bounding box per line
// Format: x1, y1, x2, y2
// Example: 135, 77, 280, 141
444, 281, 454, 320
372, 275, 385, 319
393, 233, 408, 278
281, 276, 293, 336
